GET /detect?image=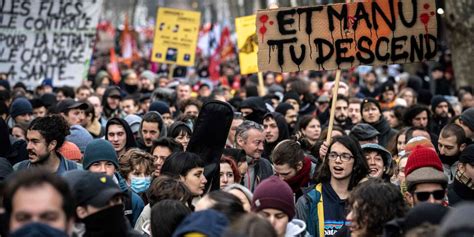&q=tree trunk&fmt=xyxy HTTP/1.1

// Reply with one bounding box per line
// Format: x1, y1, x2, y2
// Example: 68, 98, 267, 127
444, 0, 474, 87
